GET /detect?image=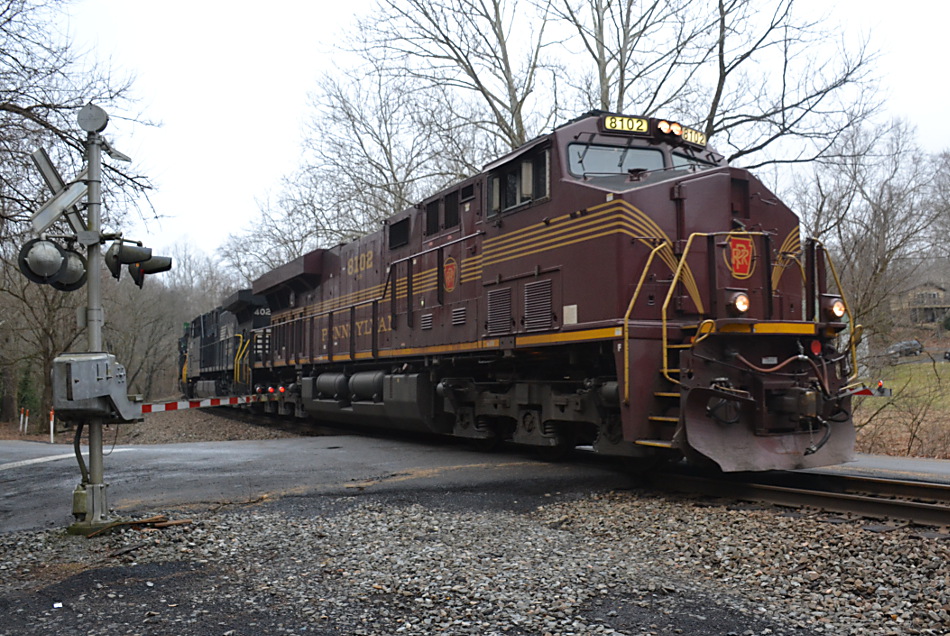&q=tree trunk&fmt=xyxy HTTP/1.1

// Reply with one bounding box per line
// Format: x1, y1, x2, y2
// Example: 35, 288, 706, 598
0, 364, 16, 423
